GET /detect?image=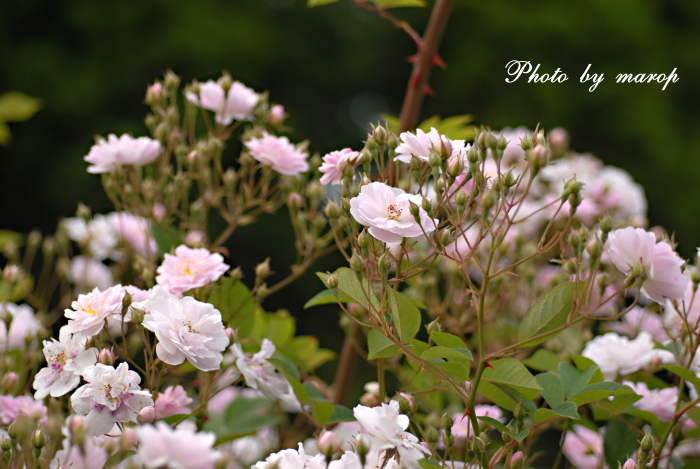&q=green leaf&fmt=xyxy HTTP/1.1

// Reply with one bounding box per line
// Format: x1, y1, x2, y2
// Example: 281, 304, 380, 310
204, 396, 284, 445
319, 268, 380, 312
570, 354, 604, 383
104, 450, 136, 469
312, 401, 336, 426
517, 282, 580, 347
160, 413, 191, 424
308, 0, 339, 5
482, 359, 543, 400
327, 405, 355, 424
558, 362, 597, 400
523, 349, 562, 372
687, 406, 700, 427
622, 409, 659, 426
477, 416, 529, 442
430, 331, 466, 348
151, 224, 180, 254
603, 418, 639, 468
598, 393, 643, 414
269, 354, 301, 382
367, 328, 400, 359
0, 121, 11, 146
477, 381, 517, 411
535, 372, 565, 408
418, 114, 475, 140
207, 278, 257, 336
533, 402, 580, 423
366, 0, 426, 8
433, 361, 471, 381
304, 289, 354, 308
569, 381, 635, 406
388, 288, 421, 344
0, 92, 42, 122
681, 461, 700, 469
418, 459, 443, 469
421, 346, 473, 365
0, 230, 24, 251
664, 365, 700, 388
